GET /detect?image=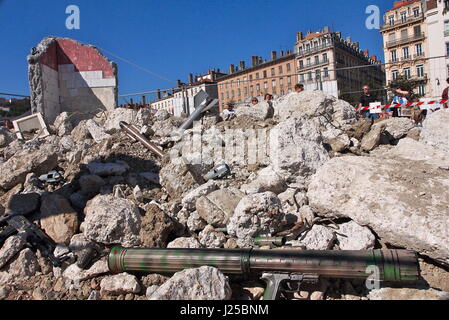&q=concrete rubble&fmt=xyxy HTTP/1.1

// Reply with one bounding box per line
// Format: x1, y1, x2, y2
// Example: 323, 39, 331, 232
0, 90, 449, 301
